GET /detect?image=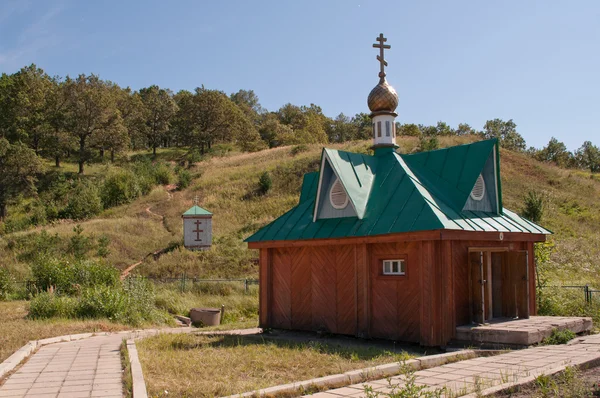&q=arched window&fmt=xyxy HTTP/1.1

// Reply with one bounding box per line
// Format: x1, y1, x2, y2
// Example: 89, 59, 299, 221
330, 178, 348, 209
470, 174, 485, 201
